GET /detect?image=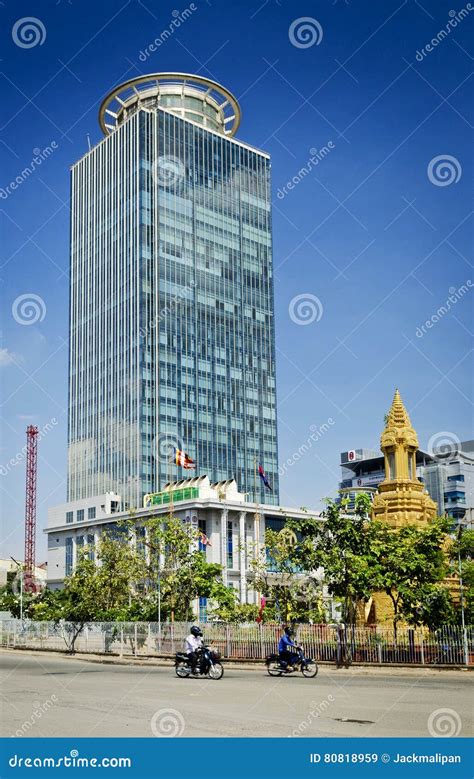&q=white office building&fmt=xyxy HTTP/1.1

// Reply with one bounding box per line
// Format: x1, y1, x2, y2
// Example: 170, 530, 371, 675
45, 477, 322, 619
